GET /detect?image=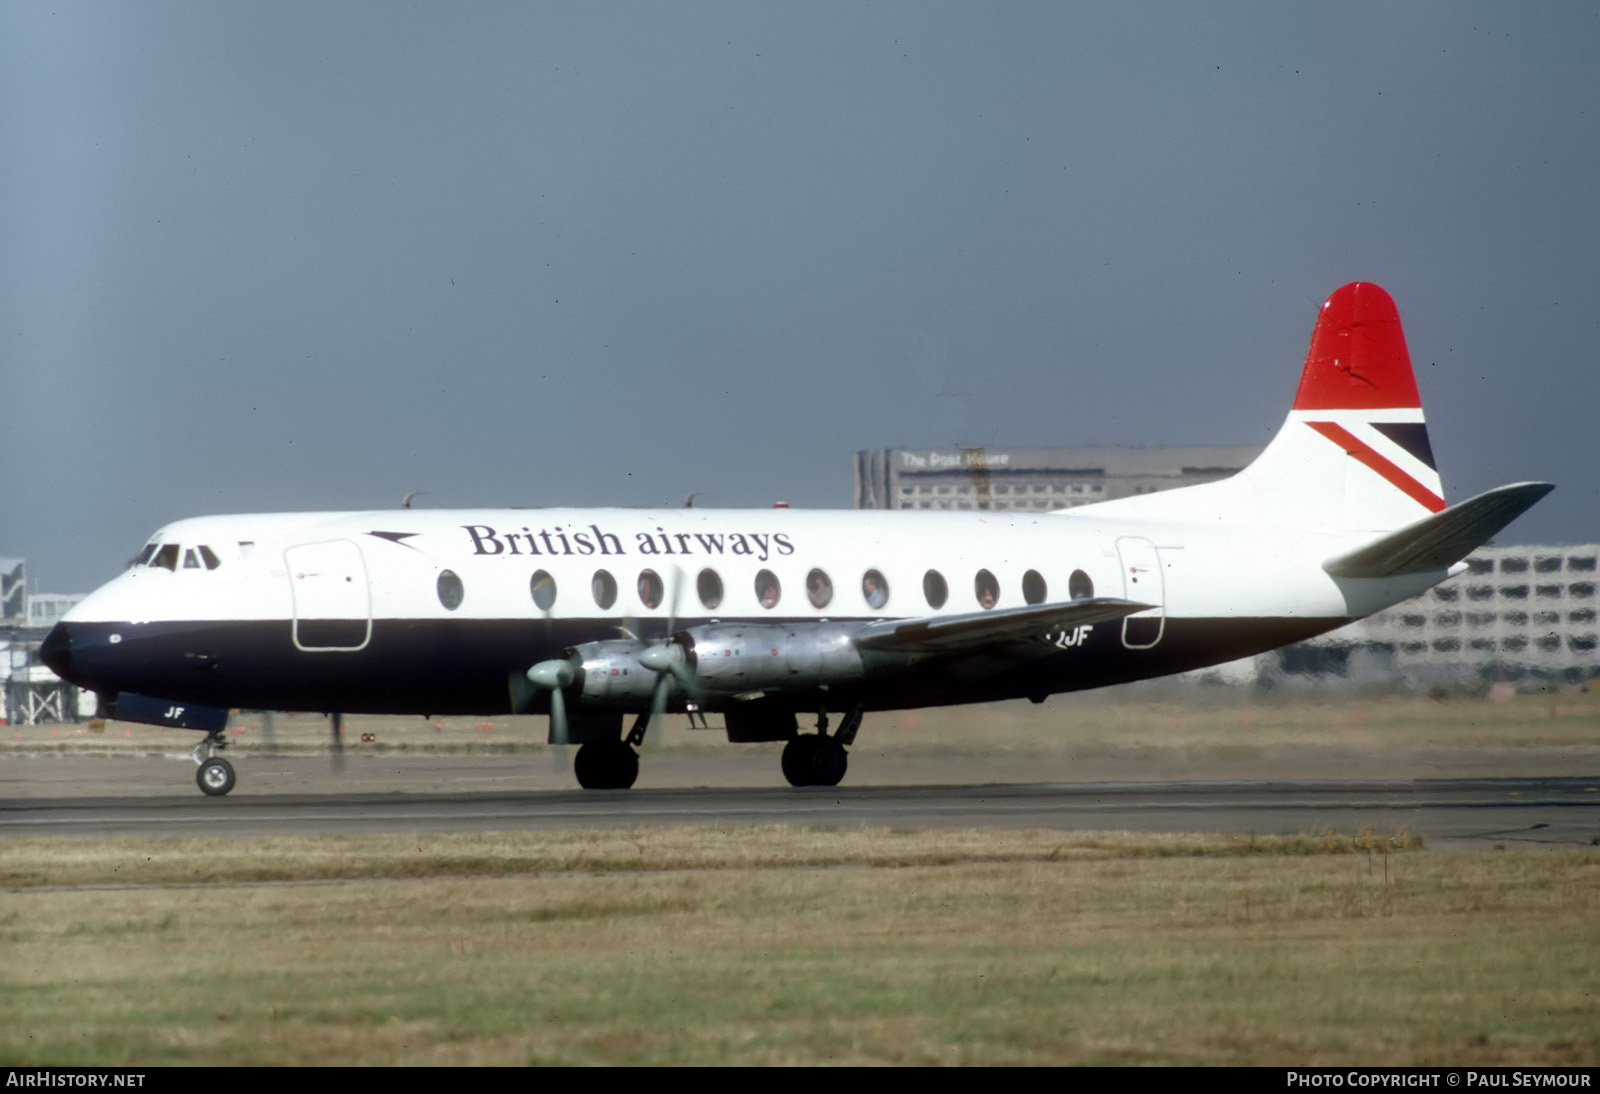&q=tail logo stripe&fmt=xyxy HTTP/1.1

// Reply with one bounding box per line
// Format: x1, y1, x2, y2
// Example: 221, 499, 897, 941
1372, 422, 1437, 471
1306, 420, 1446, 513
